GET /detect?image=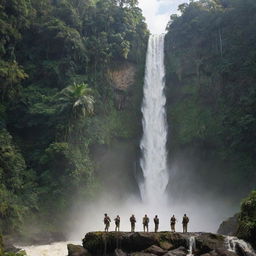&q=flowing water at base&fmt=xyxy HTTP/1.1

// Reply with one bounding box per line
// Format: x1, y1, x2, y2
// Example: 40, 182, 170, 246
226, 236, 256, 256
20, 241, 79, 256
